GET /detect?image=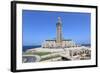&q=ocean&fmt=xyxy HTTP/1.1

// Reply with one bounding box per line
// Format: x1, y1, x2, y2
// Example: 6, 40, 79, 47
23, 45, 41, 52
81, 44, 91, 47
